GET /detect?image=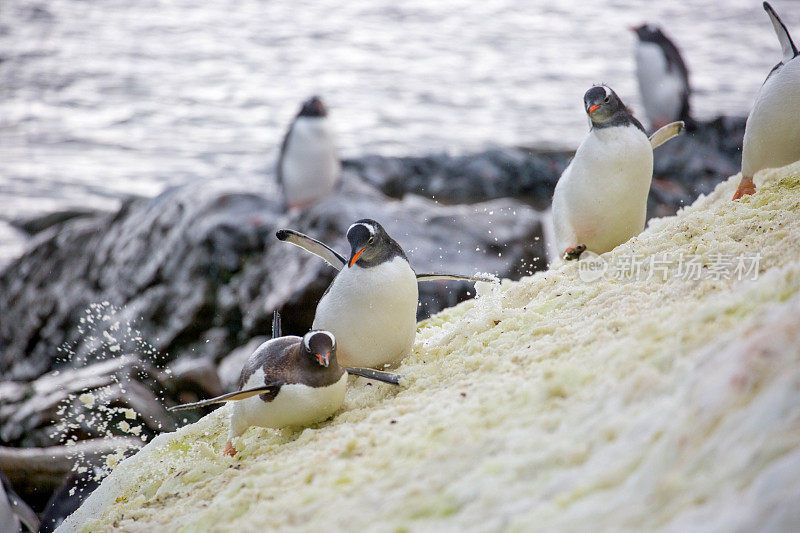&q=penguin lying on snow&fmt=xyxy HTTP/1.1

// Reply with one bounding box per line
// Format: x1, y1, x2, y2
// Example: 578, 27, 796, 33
277, 219, 495, 368
277, 96, 341, 210
169, 312, 400, 457
734, 2, 800, 200
631, 23, 694, 131
552, 85, 684, 261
